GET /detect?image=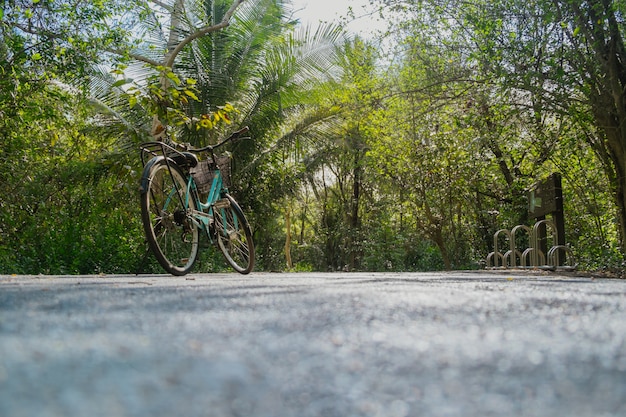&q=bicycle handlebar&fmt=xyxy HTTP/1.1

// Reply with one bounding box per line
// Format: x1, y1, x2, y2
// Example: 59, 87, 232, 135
176, 126, 250, 154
